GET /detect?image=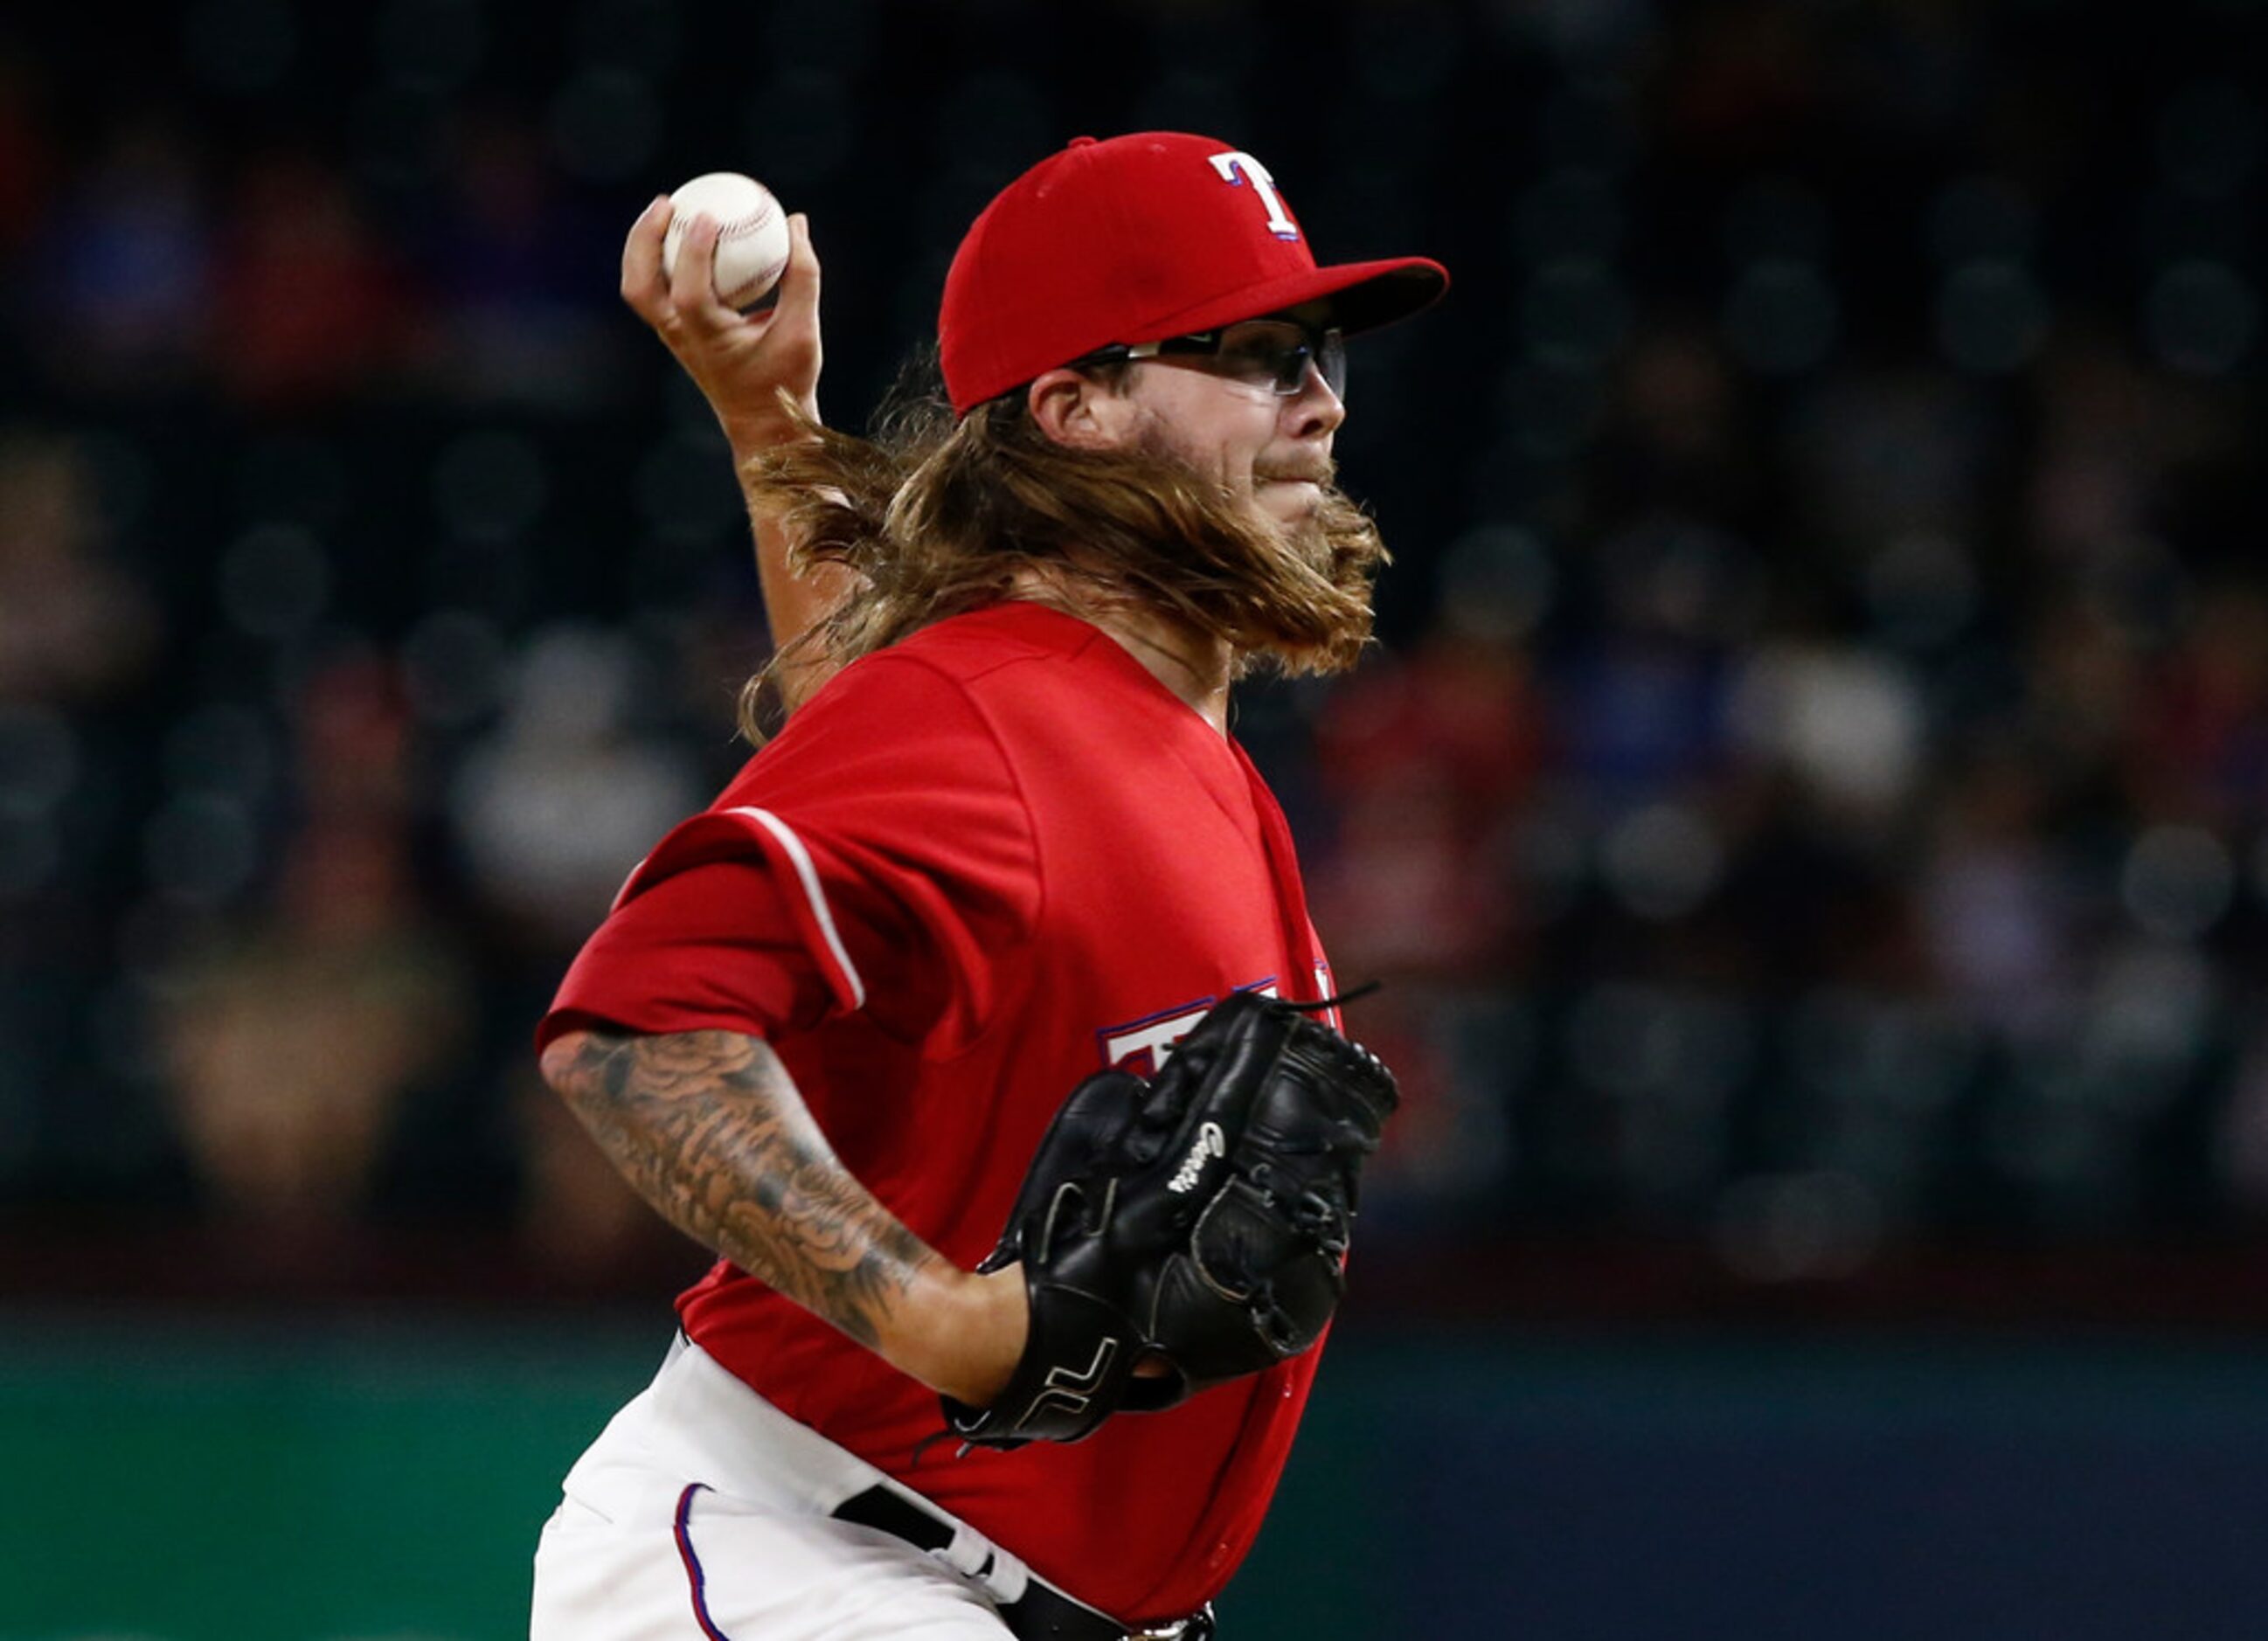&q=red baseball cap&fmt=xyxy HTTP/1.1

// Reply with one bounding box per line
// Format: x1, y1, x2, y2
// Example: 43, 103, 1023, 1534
938, 132, 1448, 415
